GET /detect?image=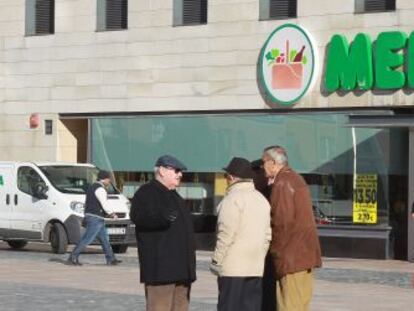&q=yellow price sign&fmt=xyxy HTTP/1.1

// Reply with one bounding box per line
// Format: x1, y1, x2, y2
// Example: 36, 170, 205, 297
353, 174, 377, 224
214, 173, 227, 196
